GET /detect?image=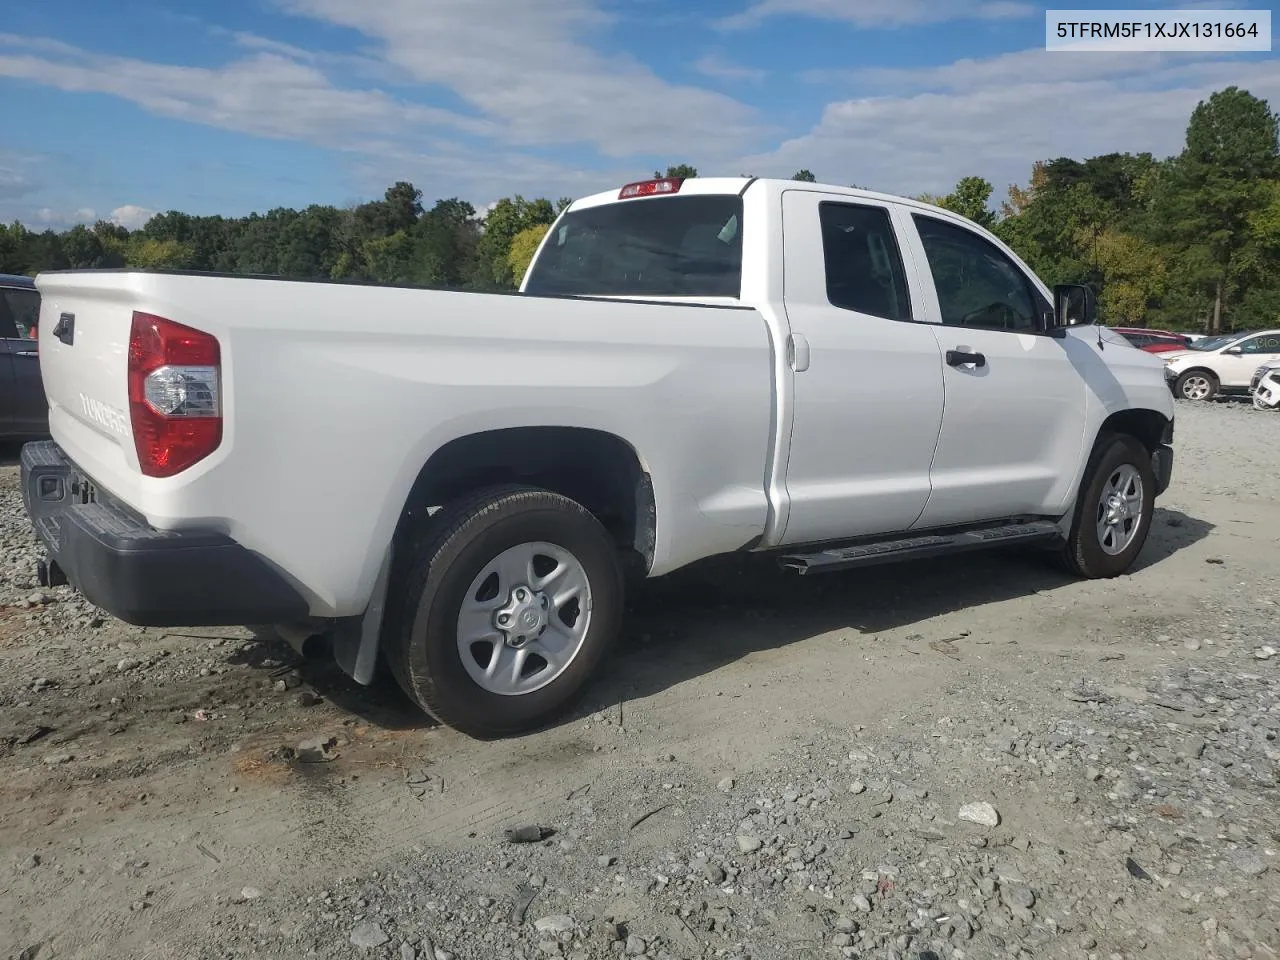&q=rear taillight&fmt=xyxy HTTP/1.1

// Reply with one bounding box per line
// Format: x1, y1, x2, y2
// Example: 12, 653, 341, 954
127, 311, 222, 478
